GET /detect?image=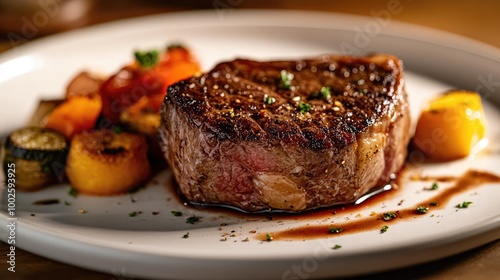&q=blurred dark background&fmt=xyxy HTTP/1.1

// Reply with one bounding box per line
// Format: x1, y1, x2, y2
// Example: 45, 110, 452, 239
0, 0, 499, 53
